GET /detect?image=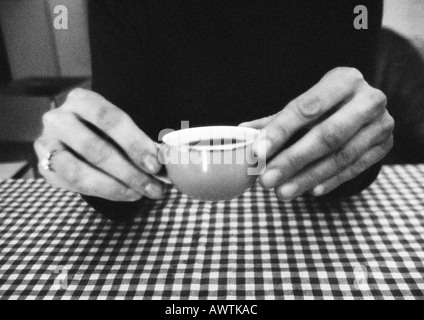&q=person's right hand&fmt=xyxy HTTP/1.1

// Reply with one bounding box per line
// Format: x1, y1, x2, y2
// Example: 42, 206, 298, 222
34, 88, 165, 202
